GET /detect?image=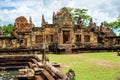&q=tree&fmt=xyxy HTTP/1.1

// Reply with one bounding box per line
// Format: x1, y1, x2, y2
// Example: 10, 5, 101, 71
66, 7, 91, 27
117, 14, 120, 23
2, 24, 14, 36
104, 14, 120, 36
105, 14, 120, 29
